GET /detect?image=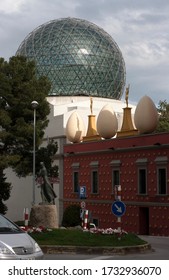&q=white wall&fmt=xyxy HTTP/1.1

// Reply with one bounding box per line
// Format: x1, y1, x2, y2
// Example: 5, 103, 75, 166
5, 96, 136, 222
5, 168, 59, 222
